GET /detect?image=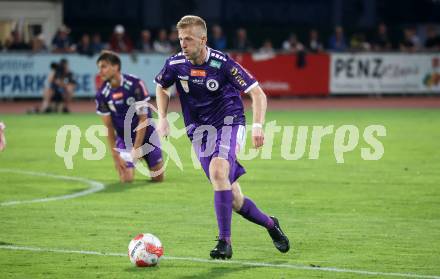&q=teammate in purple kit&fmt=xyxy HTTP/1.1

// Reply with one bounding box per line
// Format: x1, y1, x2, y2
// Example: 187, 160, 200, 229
155, 15, 289, 259
96, 51, 164, 183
